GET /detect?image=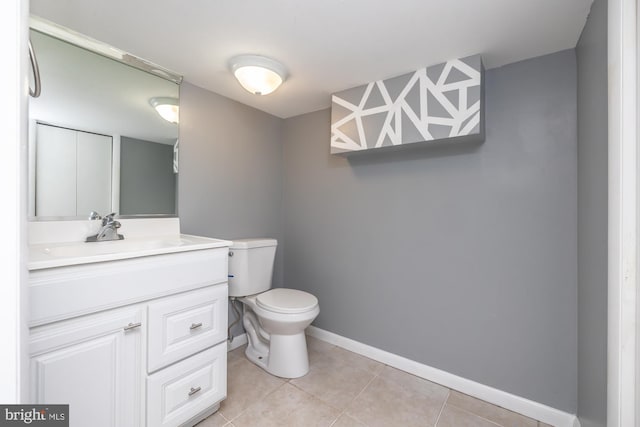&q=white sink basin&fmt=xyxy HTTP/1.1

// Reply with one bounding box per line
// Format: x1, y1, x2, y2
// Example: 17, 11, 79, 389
29, 234, 232, 270
44, 237, 191, 257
